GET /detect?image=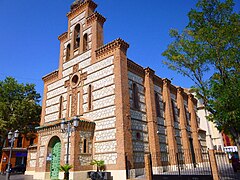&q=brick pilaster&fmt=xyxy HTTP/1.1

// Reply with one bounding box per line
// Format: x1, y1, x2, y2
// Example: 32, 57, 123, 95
114, 47, 134, 173
144, 154, 153, 180
208, 150, 220, 180
162, 79, 177, 165
177, 87, 192, 163
188, 94, 202, 163
144, 67, 161, 167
